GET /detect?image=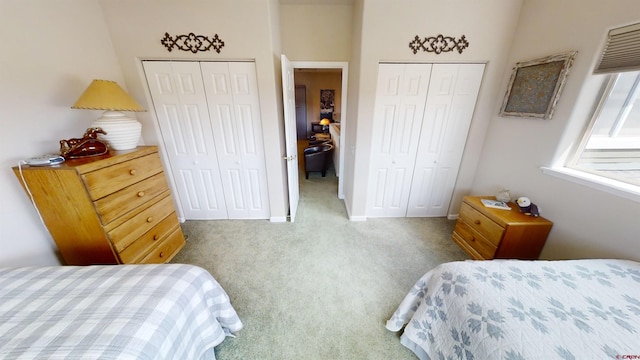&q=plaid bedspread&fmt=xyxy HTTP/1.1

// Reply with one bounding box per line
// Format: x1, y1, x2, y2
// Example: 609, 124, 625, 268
0, 264, 242, 359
